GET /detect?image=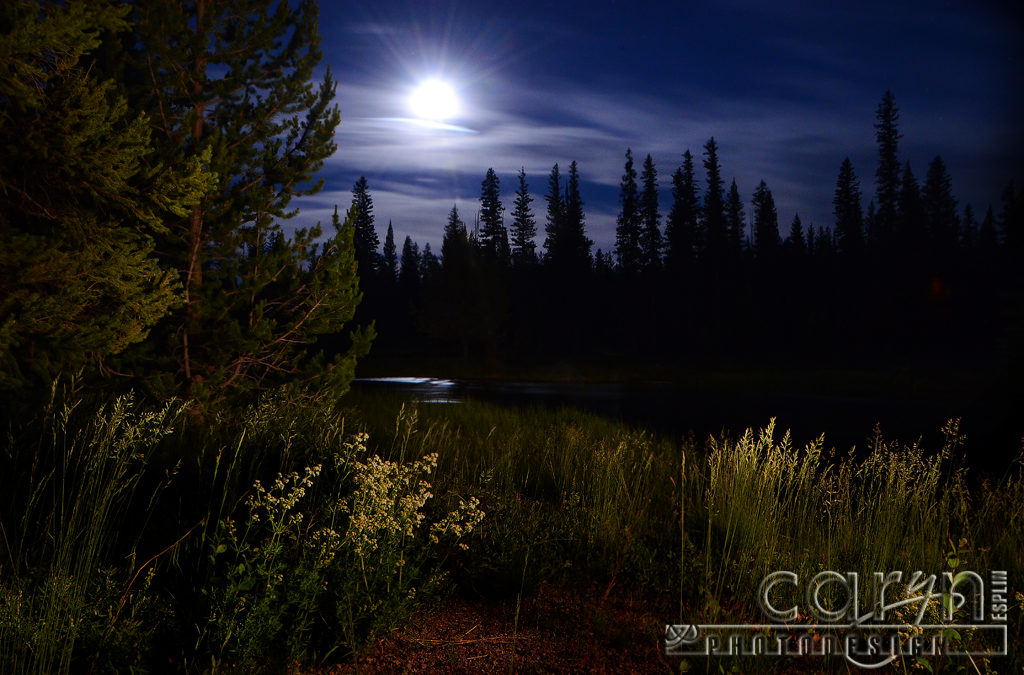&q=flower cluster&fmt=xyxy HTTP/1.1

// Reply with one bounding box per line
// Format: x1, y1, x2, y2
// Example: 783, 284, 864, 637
246, 464, 321, 527
342, 452, 438, 558
429, 496, 485, 550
